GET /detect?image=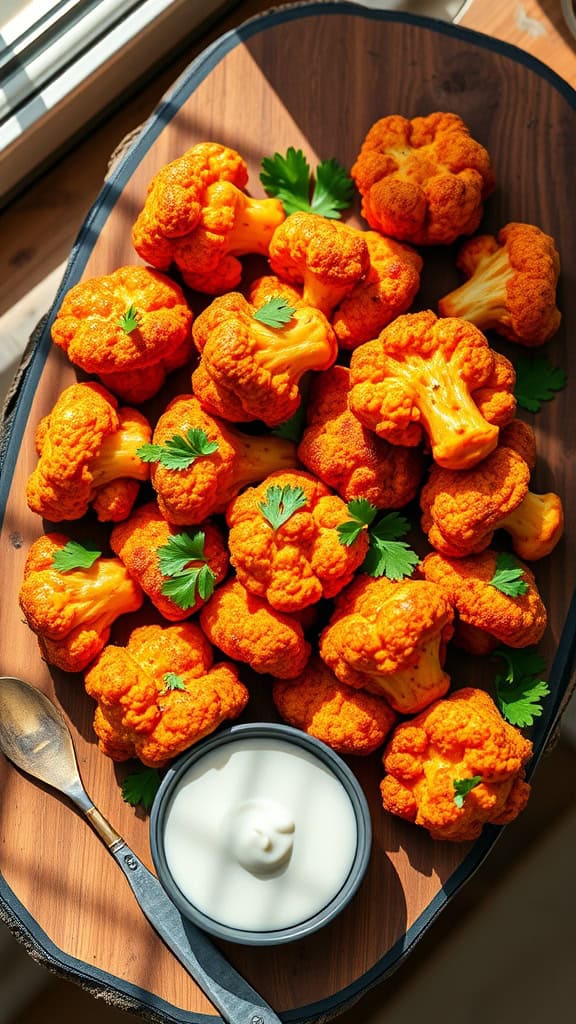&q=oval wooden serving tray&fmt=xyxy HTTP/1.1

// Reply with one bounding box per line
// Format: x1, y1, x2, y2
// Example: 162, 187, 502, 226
0, 4, 575, 1022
